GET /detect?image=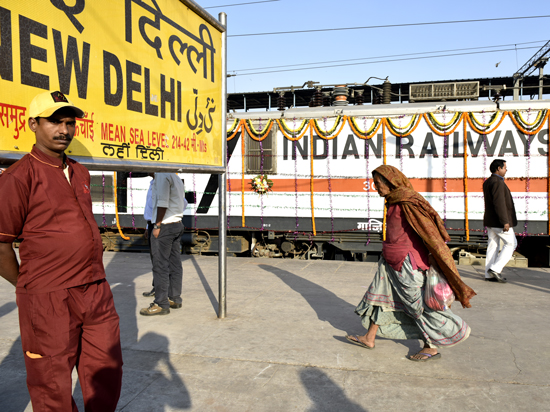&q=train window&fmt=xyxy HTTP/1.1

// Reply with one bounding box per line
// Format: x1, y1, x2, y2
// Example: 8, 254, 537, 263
90, 174, 114, 203
245, 121, 277, 174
